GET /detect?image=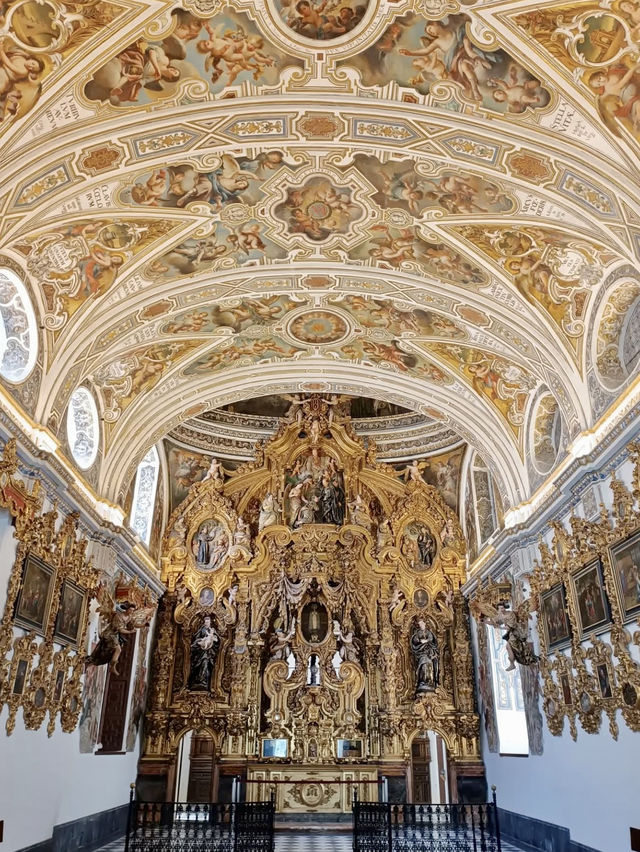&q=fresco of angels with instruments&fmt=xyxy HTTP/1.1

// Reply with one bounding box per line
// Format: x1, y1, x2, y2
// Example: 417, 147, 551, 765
275, 0, 369, 40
